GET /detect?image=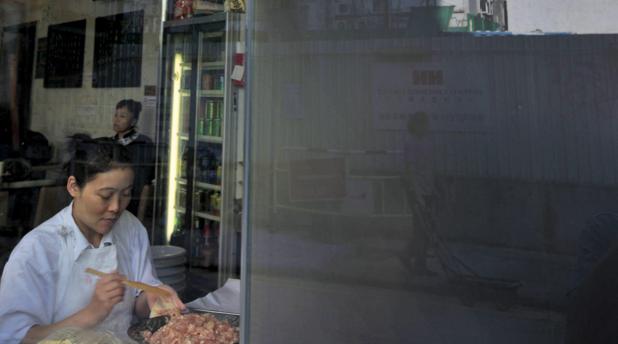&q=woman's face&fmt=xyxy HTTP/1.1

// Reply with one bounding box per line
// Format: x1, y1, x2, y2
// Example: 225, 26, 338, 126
67, 167, 134, 245
113, 106, 136, 135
